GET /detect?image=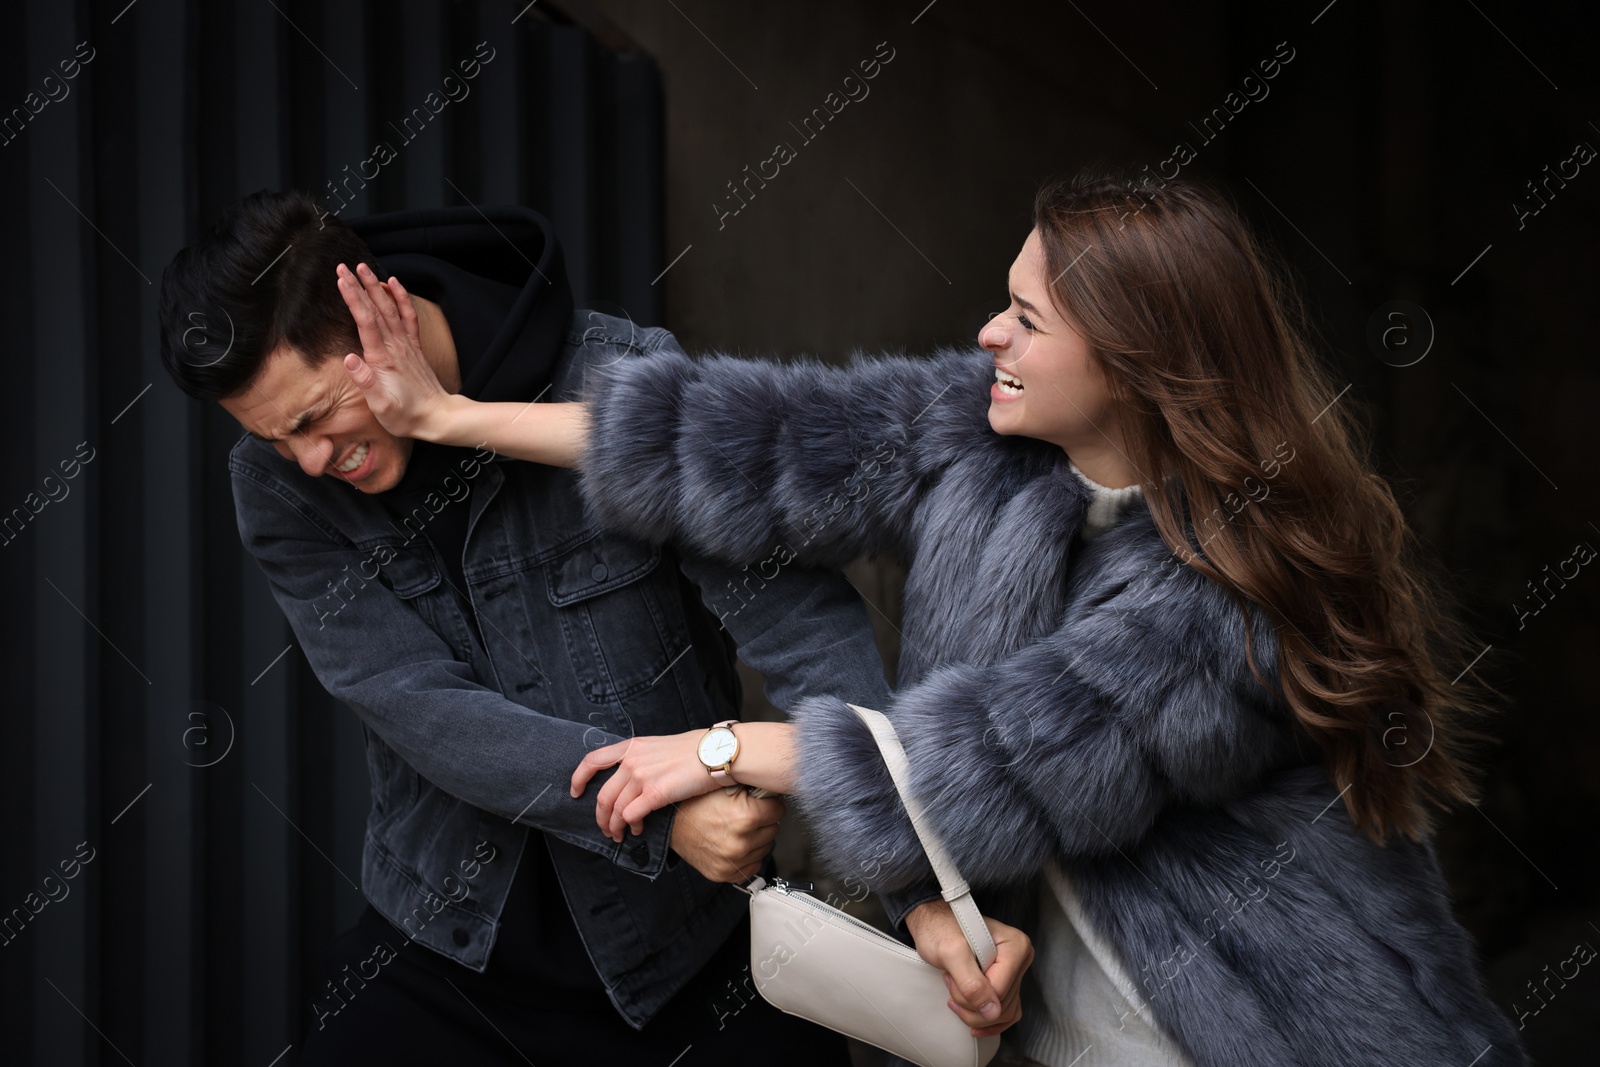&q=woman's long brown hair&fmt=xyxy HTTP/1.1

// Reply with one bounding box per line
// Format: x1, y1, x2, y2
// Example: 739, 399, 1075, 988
1033, 169, 1498, 842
